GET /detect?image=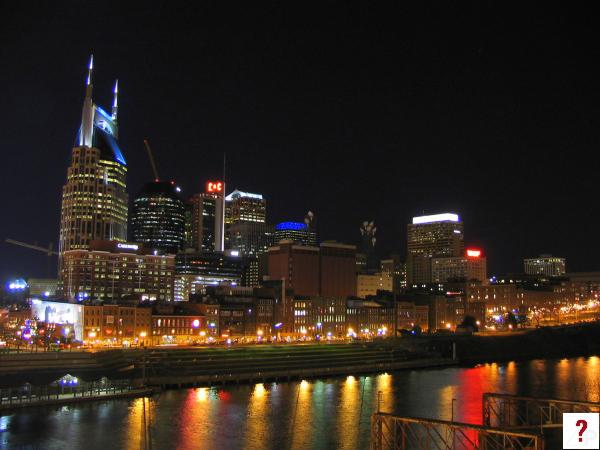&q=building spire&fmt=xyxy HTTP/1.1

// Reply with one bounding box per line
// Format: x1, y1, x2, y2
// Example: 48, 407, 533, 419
112, 79, 119, 121
80, 54, 95, 147
86, 55, 94, 87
